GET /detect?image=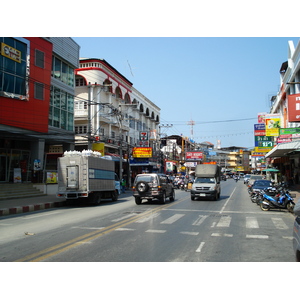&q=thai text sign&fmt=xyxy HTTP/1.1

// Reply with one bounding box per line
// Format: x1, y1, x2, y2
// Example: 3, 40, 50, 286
132, 147, 152, 158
